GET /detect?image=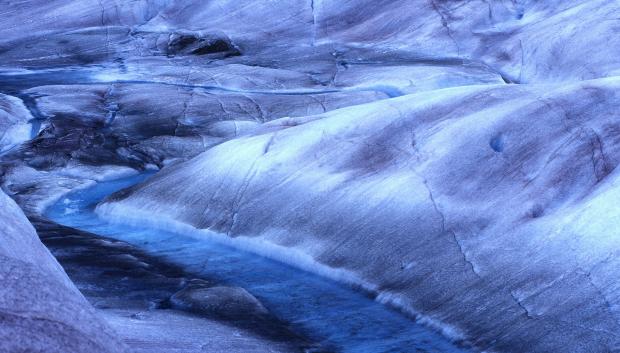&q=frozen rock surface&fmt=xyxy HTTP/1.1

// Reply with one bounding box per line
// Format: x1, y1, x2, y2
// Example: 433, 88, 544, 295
0, 190, 127, 353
